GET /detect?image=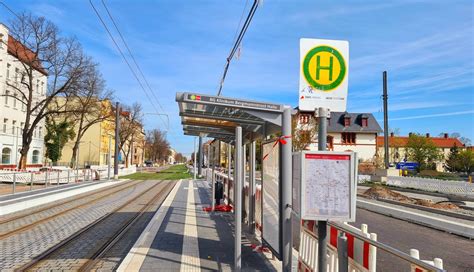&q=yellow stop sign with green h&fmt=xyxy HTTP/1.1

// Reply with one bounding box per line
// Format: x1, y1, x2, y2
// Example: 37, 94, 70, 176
302, 45, 347, 91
